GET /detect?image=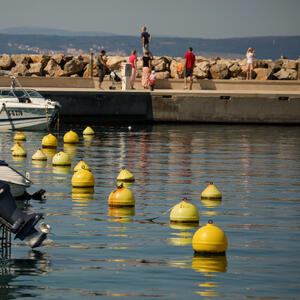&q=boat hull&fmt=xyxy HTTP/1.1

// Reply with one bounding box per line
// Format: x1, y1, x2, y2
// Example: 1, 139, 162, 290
0, 103, 57, 131
8, 182, 28, 197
